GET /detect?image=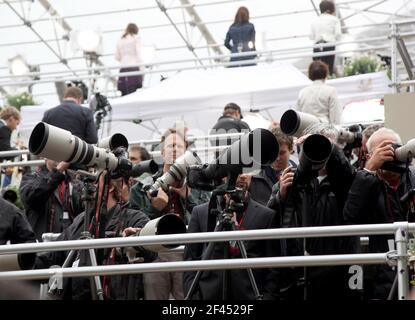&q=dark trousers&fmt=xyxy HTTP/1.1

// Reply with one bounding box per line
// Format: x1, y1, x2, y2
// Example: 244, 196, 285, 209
117, 67, 143, 96
313, 42, 335, 75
